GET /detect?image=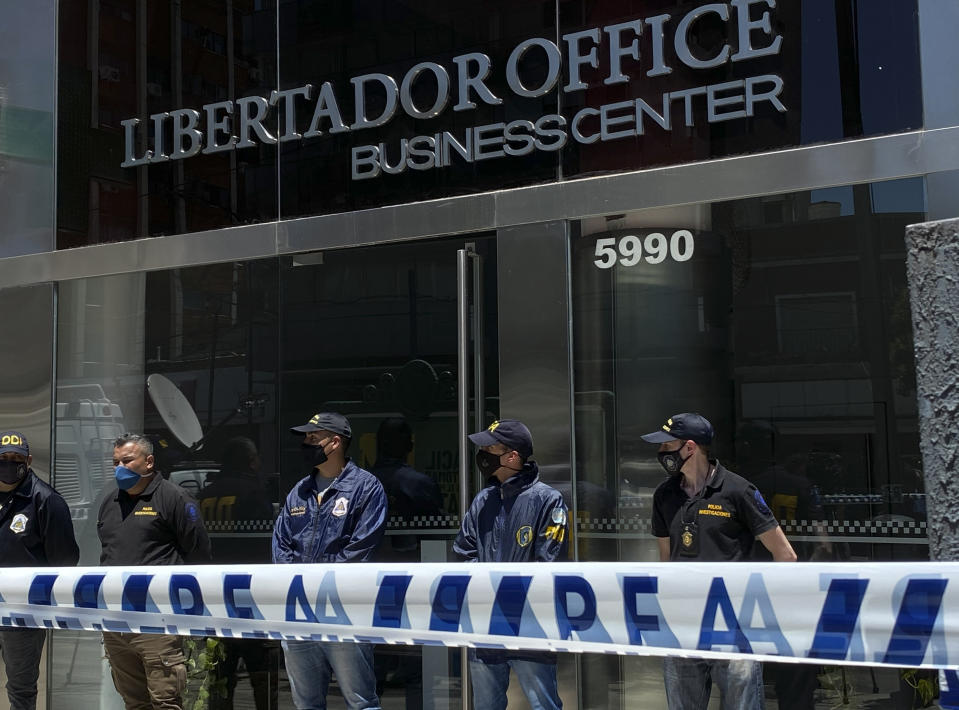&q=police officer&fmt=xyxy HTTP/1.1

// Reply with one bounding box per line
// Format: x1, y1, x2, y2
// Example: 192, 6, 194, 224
0, 430, 79, 710
642, 413, 796, 710
454, 419, 568, 710
273, 412, 387, 710
98, 433, 212, 710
